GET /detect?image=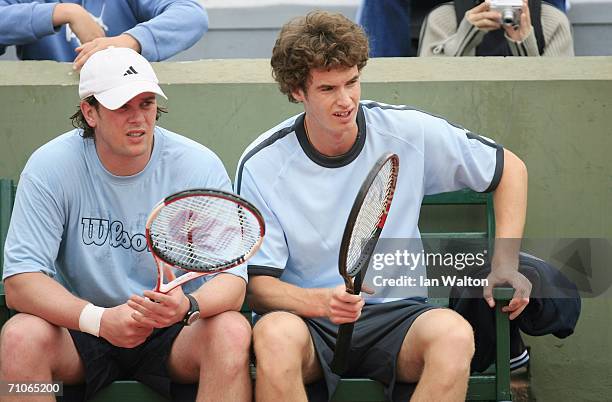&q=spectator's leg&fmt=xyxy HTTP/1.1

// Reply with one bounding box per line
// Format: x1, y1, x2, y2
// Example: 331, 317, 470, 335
357, 0, 413, 56
252, 312, 321, 402
168, 311, 252, 402
0, 313, 85, 402
396, 309, 475, 402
